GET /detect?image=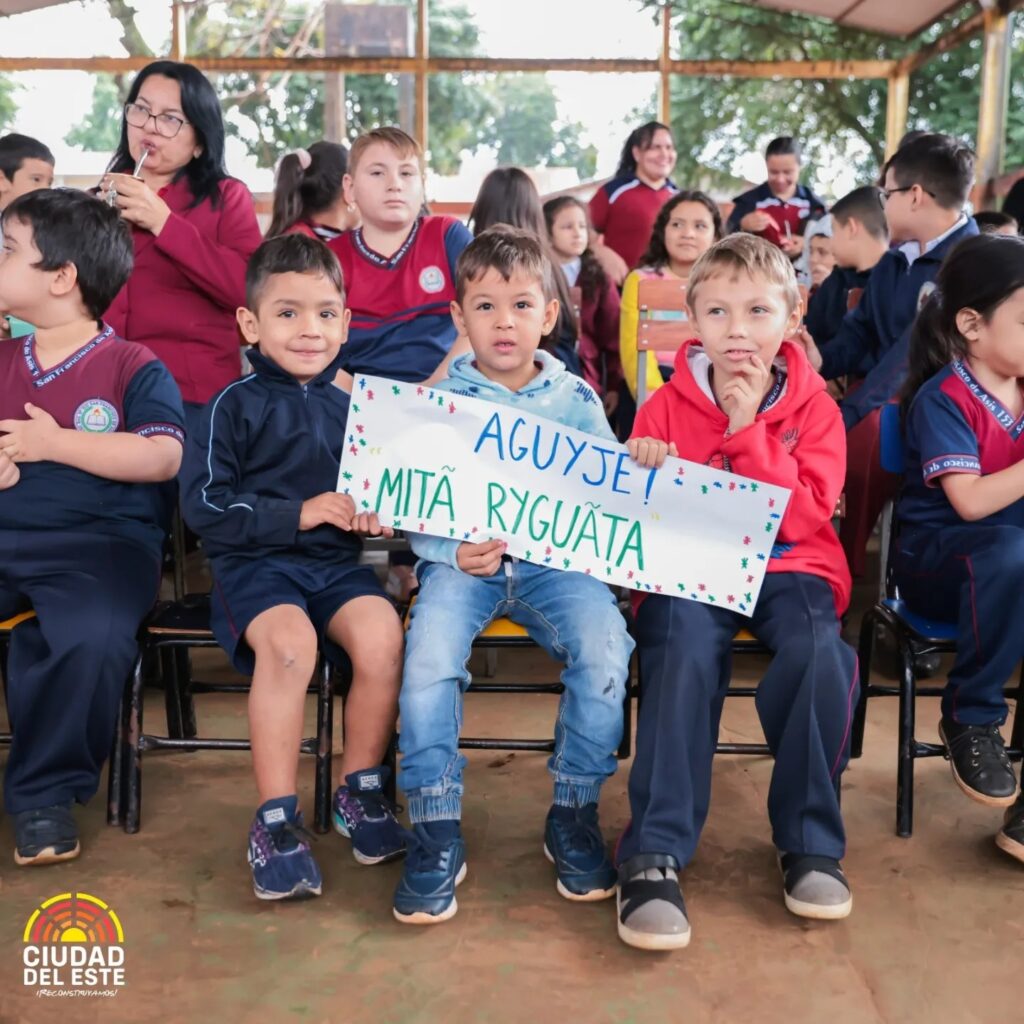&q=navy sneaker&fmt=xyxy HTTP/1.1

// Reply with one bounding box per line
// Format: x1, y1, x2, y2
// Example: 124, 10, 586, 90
333, 766, 406, 865
543, 803, 617, 901
14, 804, 80, 866
393, 820, 467, 925
247, 796, 322, 901
997, 794, 1024, 865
